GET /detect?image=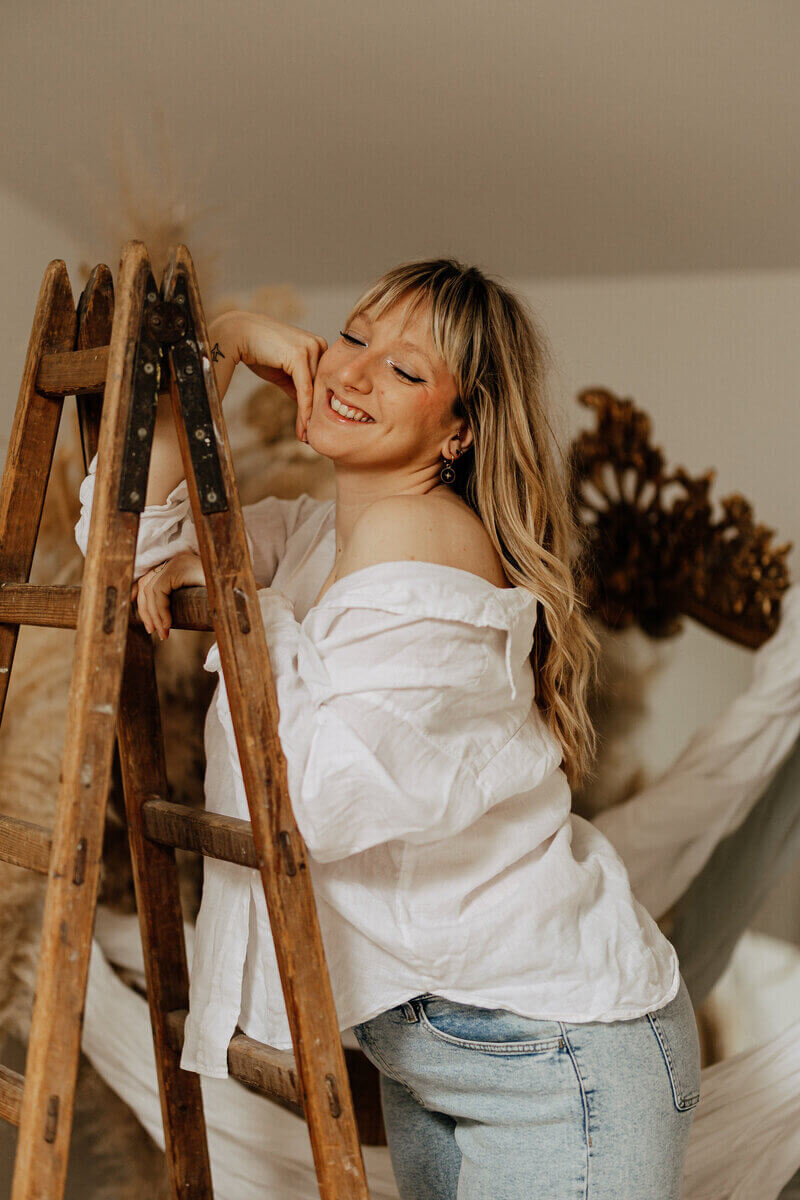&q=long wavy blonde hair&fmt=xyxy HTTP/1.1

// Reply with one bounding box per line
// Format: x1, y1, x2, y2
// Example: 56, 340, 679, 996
344, 258, 601, 790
